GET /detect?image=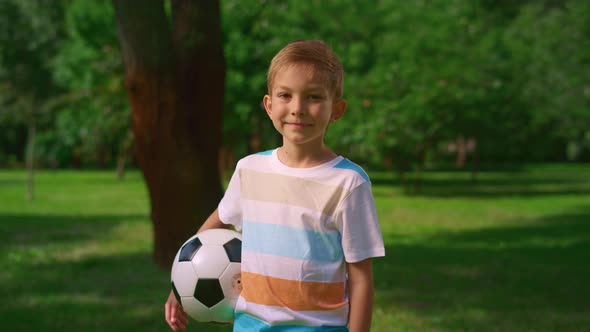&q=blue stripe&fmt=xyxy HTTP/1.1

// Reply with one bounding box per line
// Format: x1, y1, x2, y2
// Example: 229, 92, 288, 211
242, 221, 343, 262
234, 313, 348, 332
256, 149, 273, 155
333, 159, 369, 182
